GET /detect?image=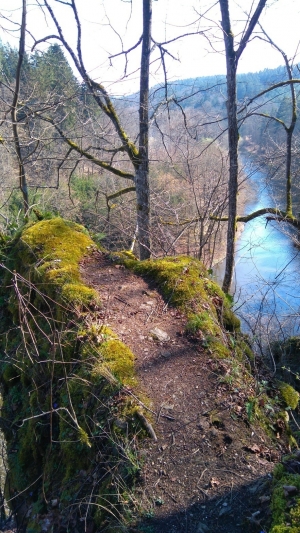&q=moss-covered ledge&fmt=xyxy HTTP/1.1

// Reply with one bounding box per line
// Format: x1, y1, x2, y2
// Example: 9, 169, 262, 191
121, 254, 245, 361
0, 219, 150, 533
8, 217, 98, 306
119, 254, 300, 533
0, 220, 299, 532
